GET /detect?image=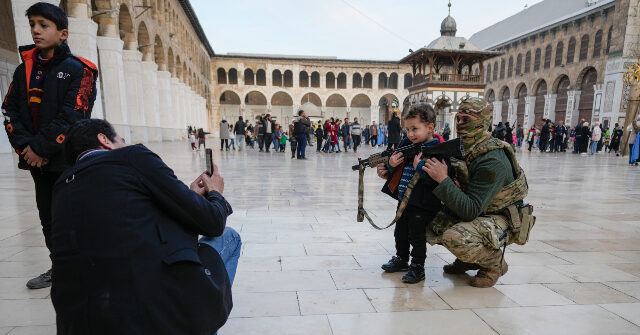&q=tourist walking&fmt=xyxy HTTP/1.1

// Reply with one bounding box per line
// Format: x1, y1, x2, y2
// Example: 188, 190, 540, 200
219, 120, 230, 151
234, 116, 246, 151
370, 121, 378, 146
526, 125, 537, 151
351, 118, 362, 153
293, 110, 311, 159
198, 128, 210, 150
341, 118, 352, 152
629, 120, 640, 165
387, 112, 402, 151
610, 124, 623, 155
